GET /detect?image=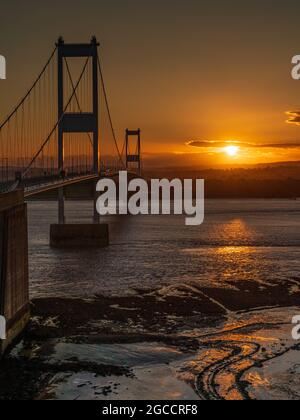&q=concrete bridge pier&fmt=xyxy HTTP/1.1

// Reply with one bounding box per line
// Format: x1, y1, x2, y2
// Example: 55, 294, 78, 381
58, 187, 65, 225
0, 191, 30, 356
50, 184, 108, 248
